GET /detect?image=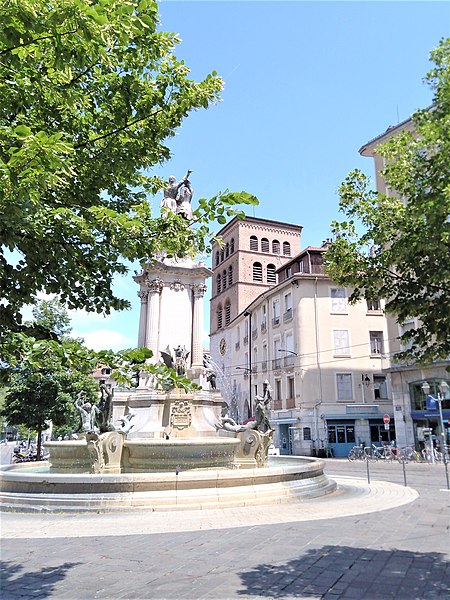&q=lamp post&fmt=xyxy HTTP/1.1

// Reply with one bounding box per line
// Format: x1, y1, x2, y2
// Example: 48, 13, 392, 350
422, 380, 449, 460
244, 311, 252, 417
